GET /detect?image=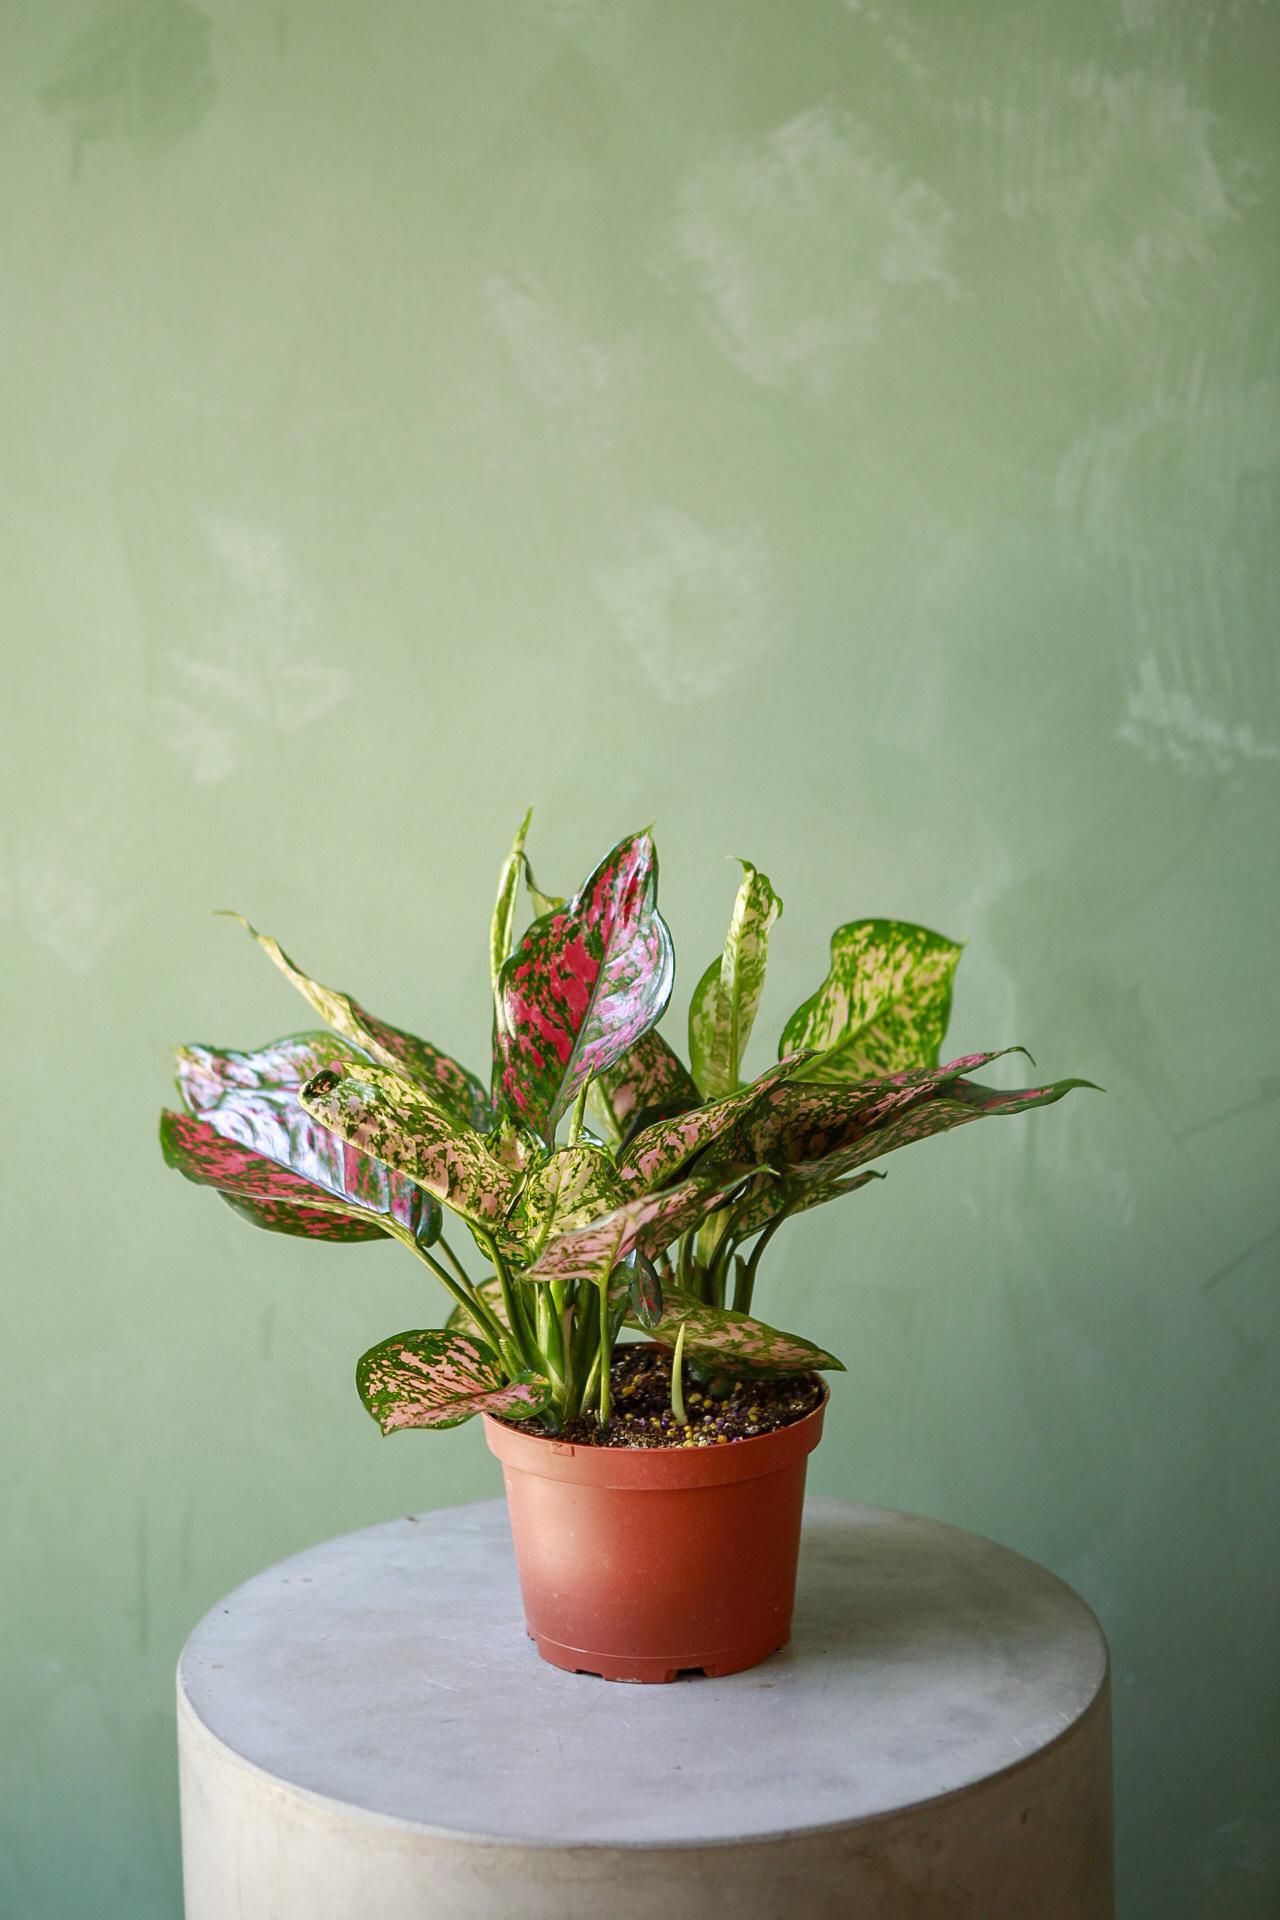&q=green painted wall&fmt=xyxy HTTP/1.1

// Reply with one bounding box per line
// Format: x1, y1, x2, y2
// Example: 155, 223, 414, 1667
3, 2, 1277, 1914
